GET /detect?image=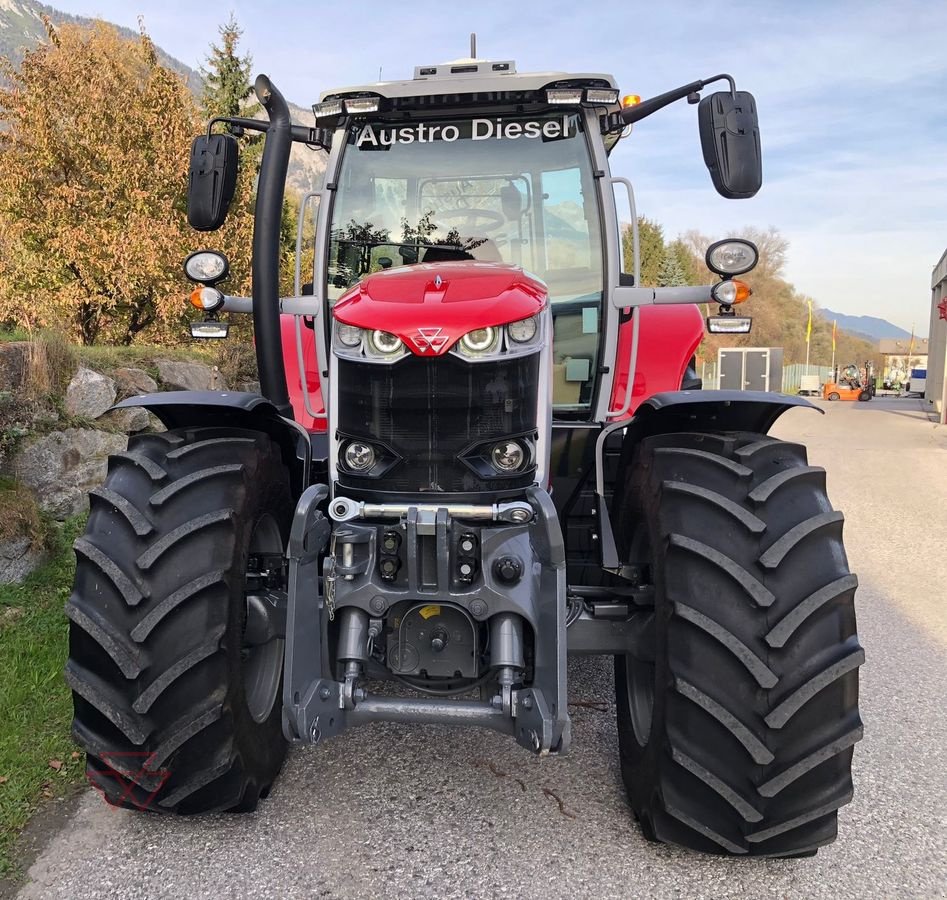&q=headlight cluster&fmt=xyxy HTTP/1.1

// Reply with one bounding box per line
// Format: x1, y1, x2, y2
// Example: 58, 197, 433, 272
452, 314, 543, 362
333, 314, 545, 363
333, 323, 409, 362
